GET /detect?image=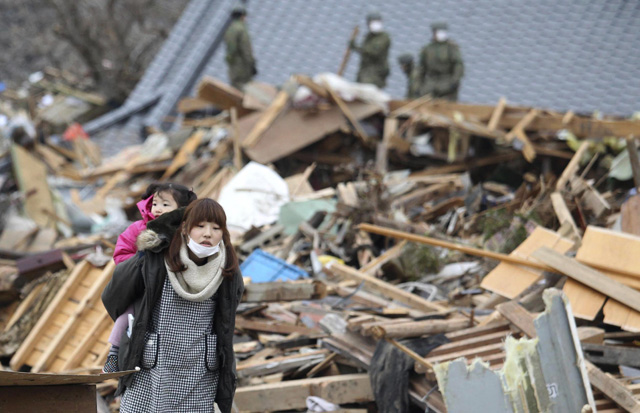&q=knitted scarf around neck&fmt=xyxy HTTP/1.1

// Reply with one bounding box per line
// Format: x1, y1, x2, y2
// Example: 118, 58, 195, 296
165, 240, 226, 302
